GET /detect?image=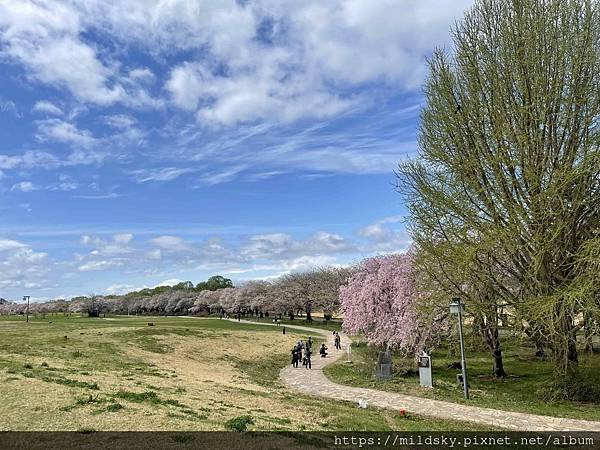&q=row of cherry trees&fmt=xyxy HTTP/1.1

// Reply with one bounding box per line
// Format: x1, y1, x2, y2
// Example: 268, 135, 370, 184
1, 253, 446, 356
0, 266, 351, 320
